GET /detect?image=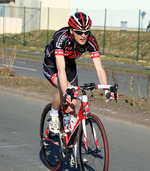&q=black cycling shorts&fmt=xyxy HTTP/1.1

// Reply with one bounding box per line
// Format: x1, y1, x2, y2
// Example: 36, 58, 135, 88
43, 61, 78, 87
